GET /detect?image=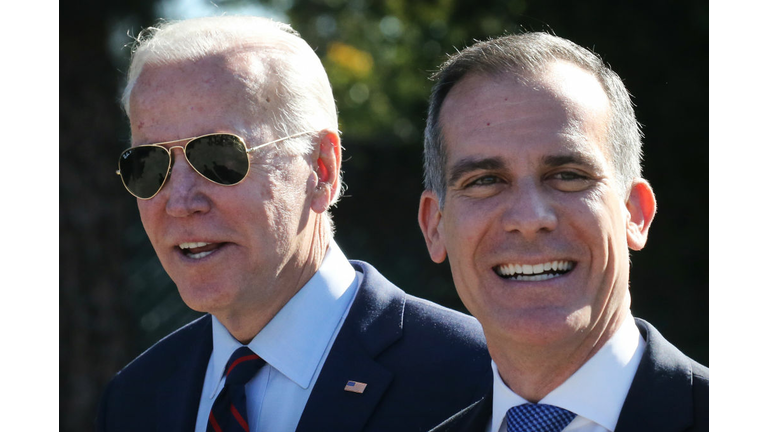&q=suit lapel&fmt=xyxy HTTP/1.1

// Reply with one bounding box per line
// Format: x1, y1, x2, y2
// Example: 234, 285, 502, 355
614, 318, 695, 432
459, 394, 493, 432
295, 335, 394, 431
155, 315, 213, 432
296, 261, 404, 432
429, 392, 492, 432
